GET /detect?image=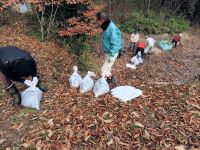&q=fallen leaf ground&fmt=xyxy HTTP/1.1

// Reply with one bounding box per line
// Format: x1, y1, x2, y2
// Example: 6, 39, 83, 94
0, 22, 199, 150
